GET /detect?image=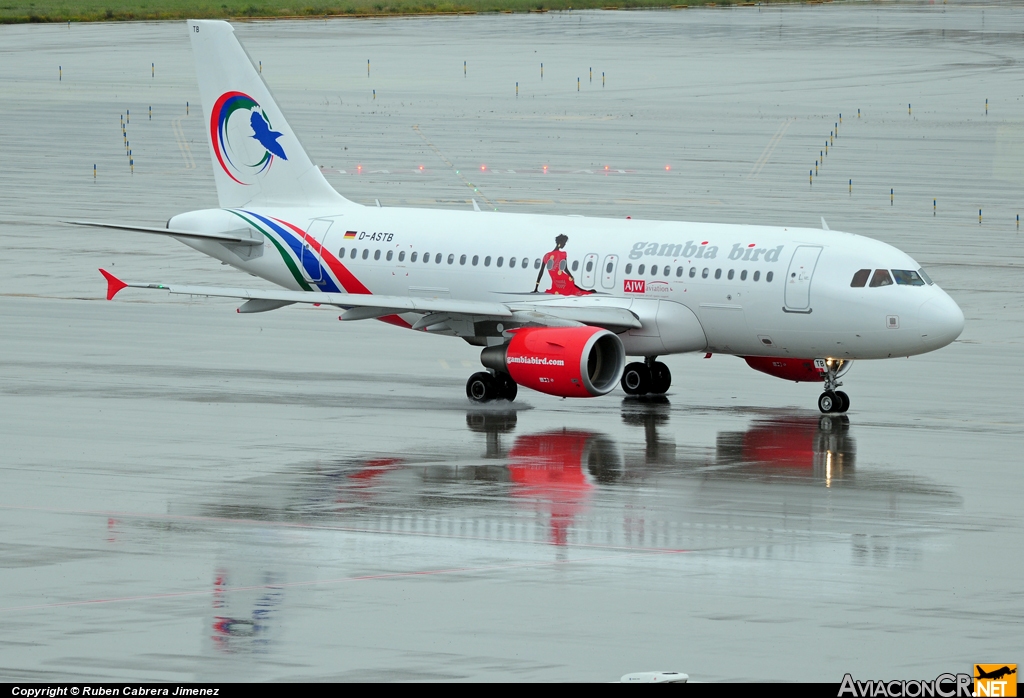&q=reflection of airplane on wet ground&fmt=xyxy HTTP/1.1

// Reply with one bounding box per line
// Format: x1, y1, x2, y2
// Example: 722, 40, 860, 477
80, 20, 964, 414
187, 405, 958, 555
186, 404, 963, 645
